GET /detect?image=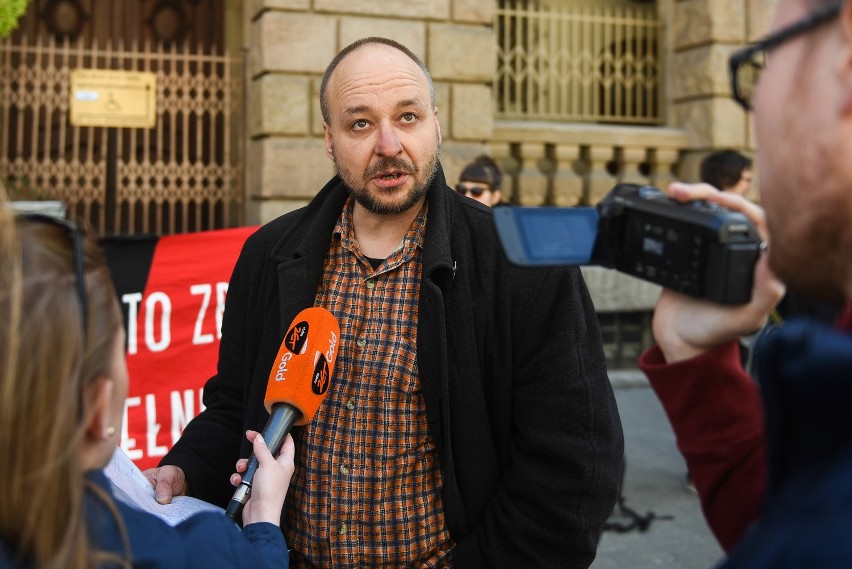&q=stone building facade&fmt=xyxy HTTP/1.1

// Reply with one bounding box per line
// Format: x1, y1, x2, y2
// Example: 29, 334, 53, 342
242, 0, 776, 223
1, 0, 777, 366
236, 0, 778, 369
669, 0, 774, 181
